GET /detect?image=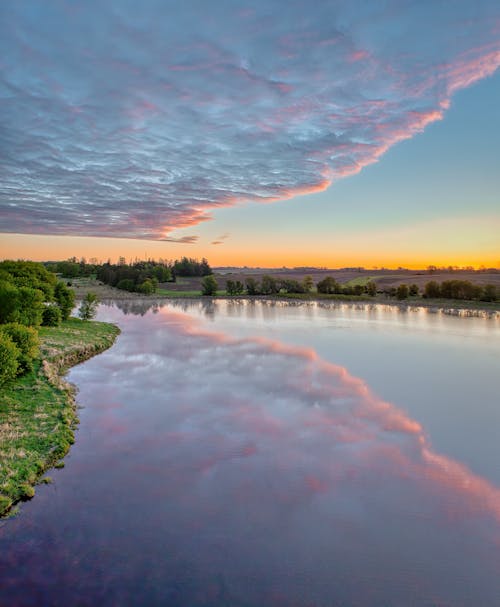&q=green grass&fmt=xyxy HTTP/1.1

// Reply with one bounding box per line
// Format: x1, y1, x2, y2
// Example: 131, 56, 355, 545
0, 318, 120, 516
341, 275, 378, 287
